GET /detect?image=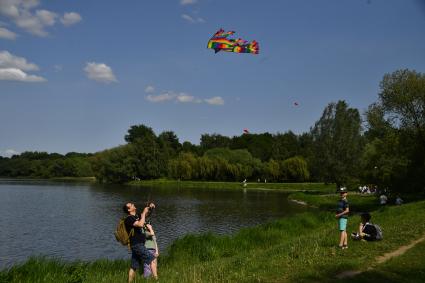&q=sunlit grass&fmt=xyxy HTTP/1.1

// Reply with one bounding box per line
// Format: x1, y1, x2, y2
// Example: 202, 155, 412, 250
2, 200, 425, 282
